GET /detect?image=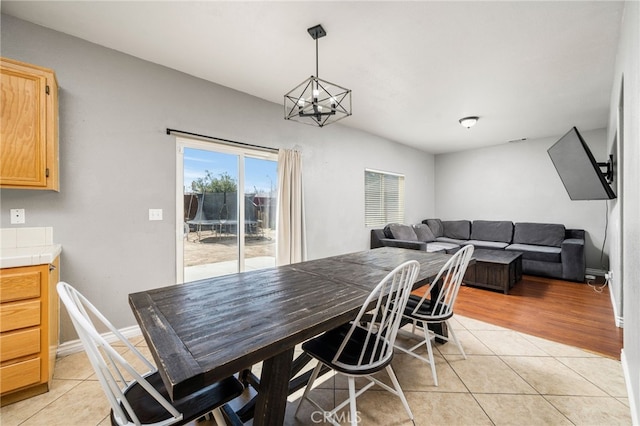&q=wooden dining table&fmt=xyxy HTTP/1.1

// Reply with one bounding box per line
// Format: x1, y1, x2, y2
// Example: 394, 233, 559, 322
129, 247, 451, 425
